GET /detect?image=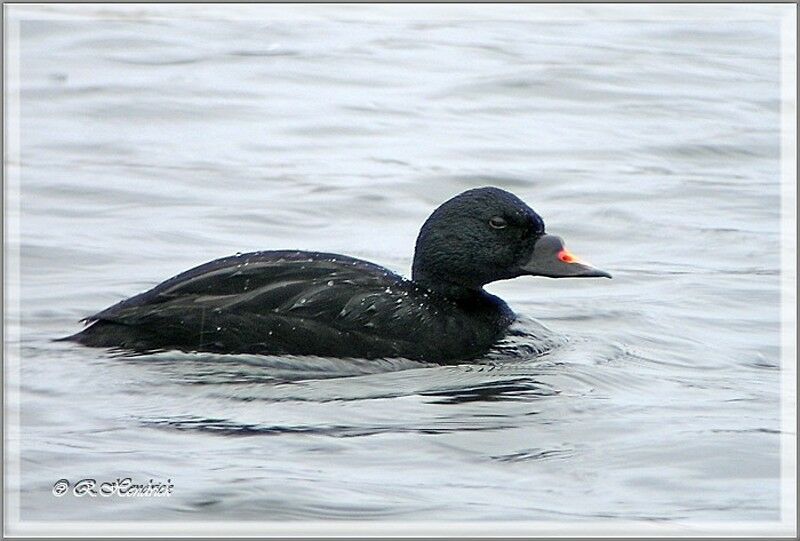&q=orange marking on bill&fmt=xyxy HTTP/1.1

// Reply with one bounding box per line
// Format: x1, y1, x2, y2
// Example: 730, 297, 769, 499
558, 249, 578, 264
